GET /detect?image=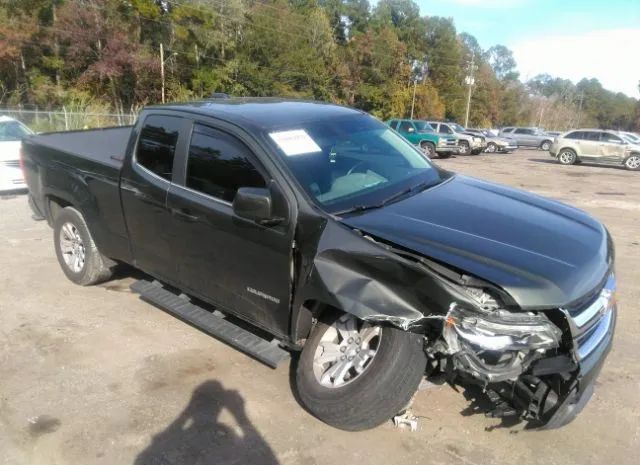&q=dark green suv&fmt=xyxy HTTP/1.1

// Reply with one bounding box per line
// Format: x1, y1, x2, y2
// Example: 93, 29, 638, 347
387, 119, 459, 158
